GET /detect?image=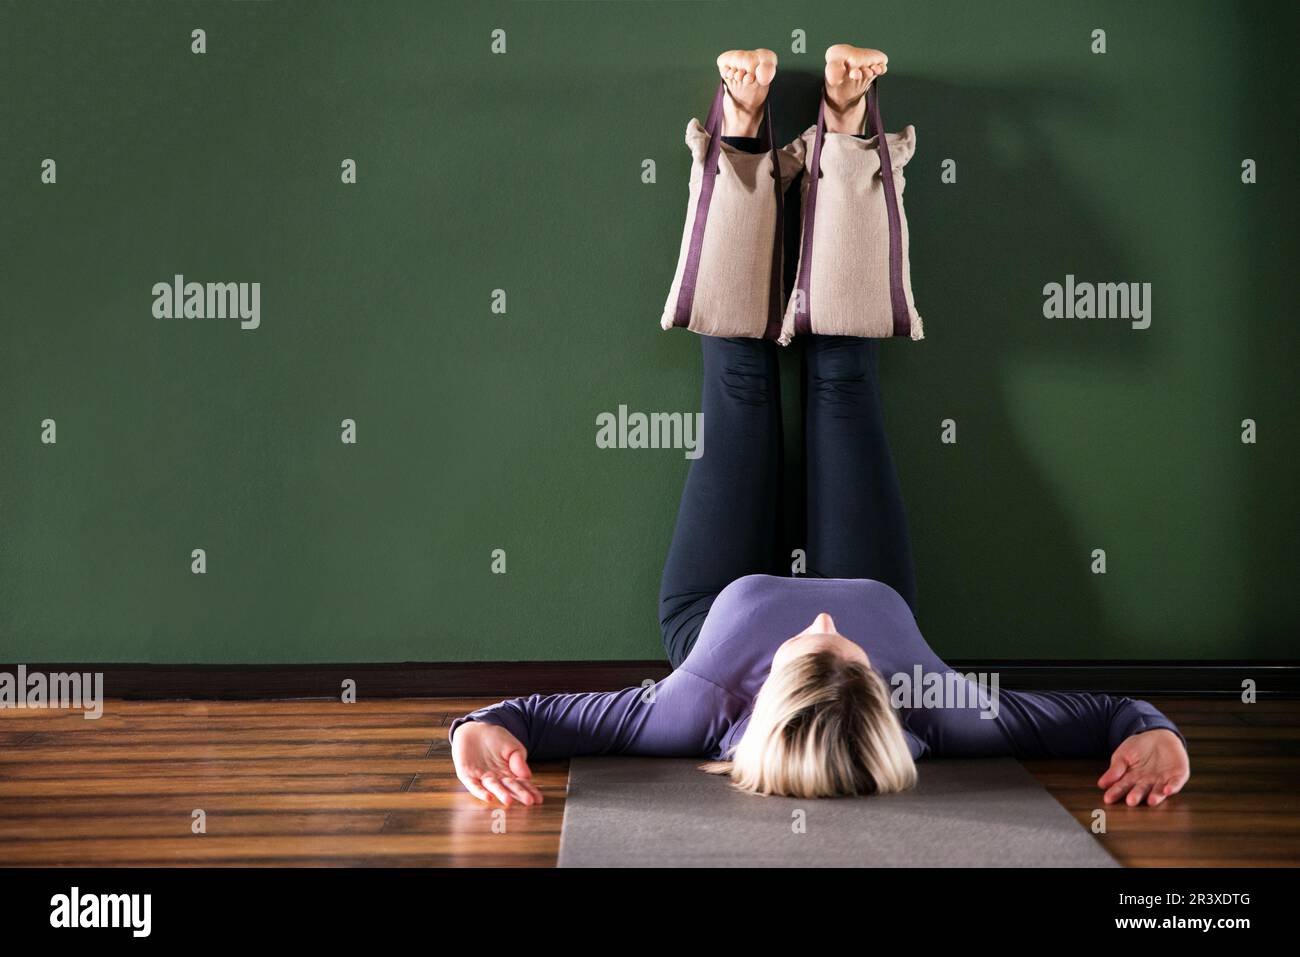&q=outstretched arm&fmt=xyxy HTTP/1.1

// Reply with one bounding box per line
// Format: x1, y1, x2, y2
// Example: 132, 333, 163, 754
917, 687, 1190, 807
449, 669, 737, 804
994, 689, 1188, 759
1005, 690, 1189, 806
